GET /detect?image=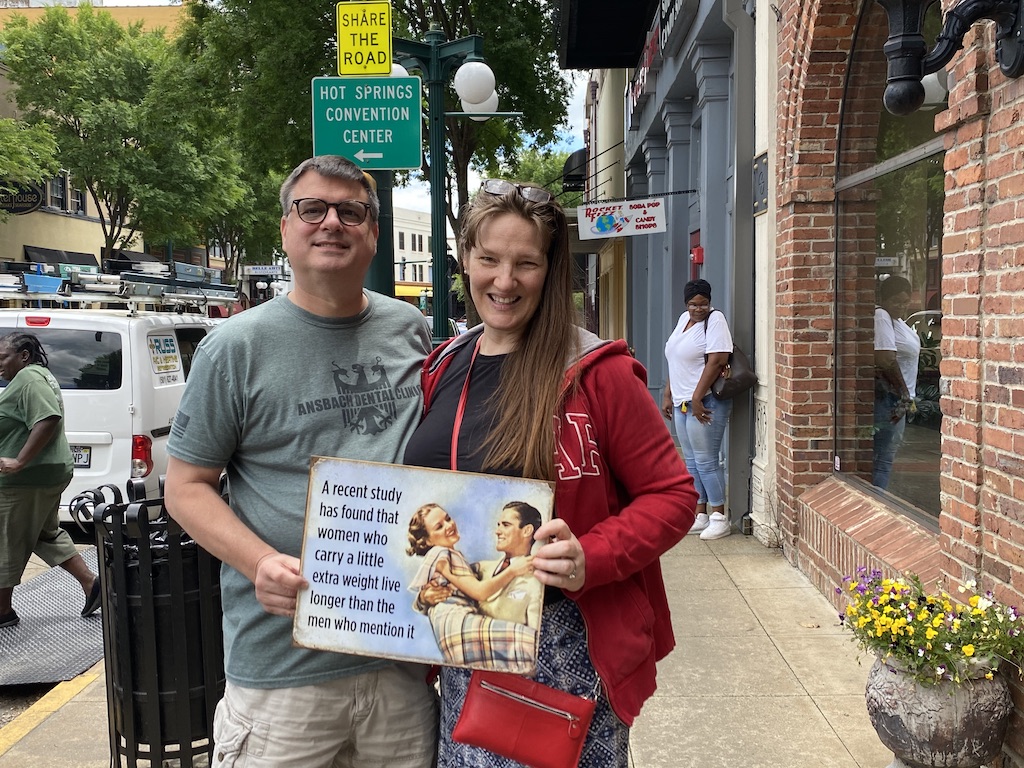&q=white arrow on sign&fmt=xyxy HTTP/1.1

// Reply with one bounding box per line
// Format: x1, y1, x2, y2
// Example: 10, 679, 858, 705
355, 149, 384, 162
